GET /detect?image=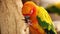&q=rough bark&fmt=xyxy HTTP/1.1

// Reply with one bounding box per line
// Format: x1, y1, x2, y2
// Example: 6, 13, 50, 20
0, 0, 29, 34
